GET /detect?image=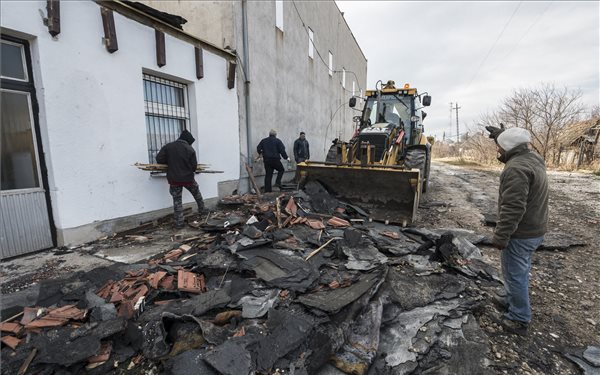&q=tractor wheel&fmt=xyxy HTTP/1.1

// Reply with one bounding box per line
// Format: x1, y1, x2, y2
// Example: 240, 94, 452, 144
405, 147, 428, 194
